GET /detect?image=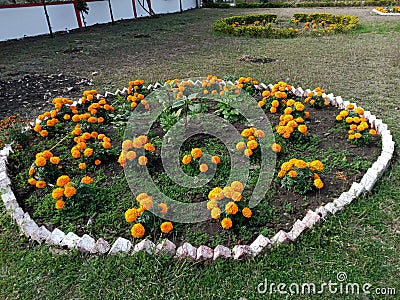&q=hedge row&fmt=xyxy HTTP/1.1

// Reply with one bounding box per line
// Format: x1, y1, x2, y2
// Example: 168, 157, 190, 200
213, 13, 360, 38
